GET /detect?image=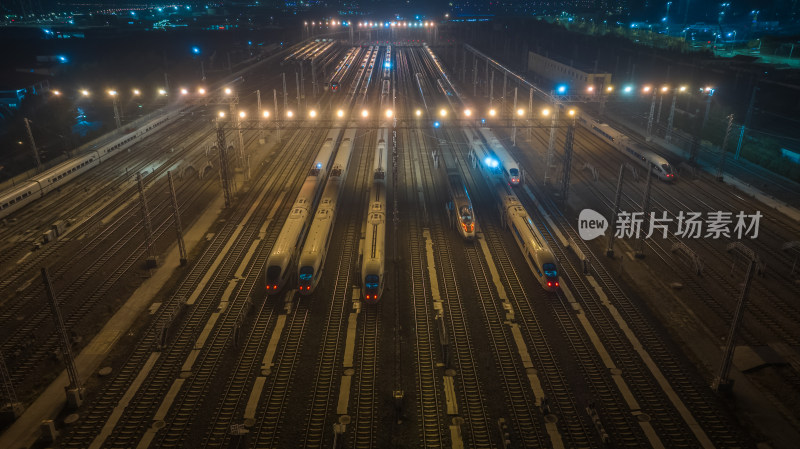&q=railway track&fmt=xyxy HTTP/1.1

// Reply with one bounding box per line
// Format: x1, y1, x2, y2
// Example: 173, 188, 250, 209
61, 127, 314, 447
